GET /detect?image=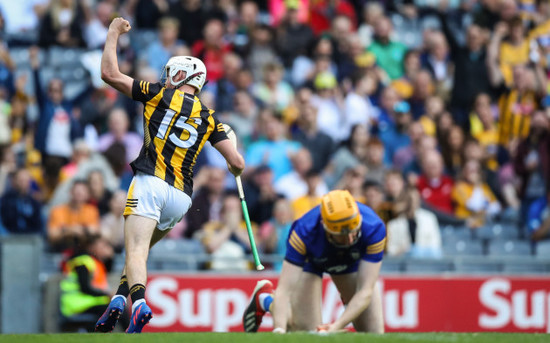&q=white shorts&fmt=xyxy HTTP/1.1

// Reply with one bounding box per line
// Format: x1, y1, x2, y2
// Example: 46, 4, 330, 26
124, 172, 192, 231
